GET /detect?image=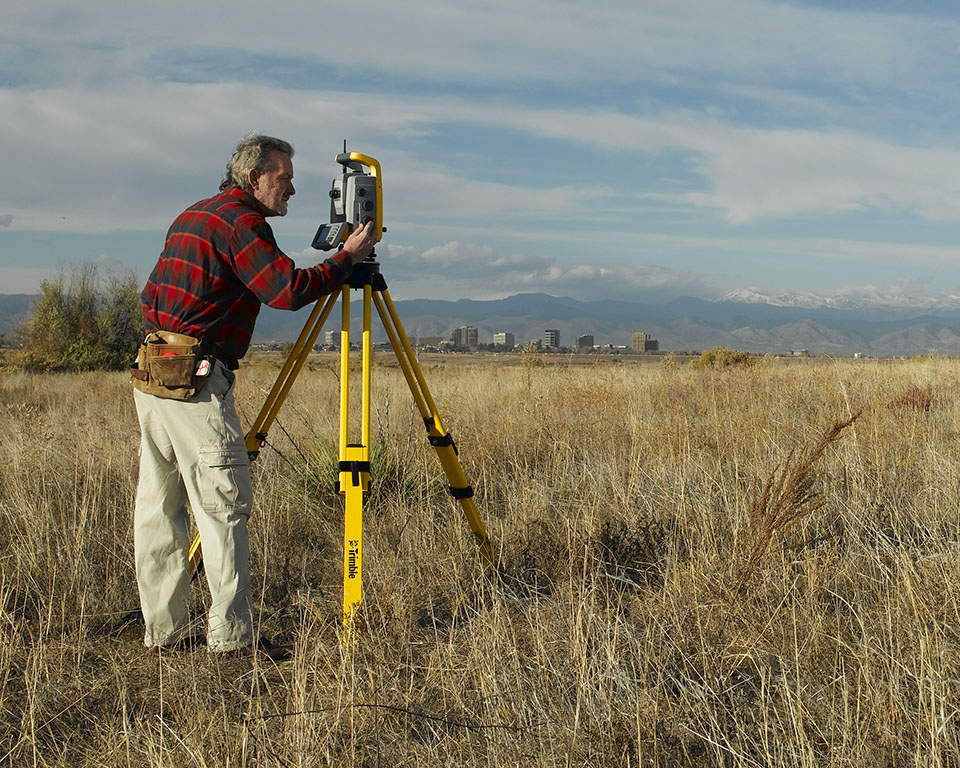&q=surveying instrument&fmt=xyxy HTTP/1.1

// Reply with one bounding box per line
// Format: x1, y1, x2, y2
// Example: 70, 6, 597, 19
185, 148, 492, 640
